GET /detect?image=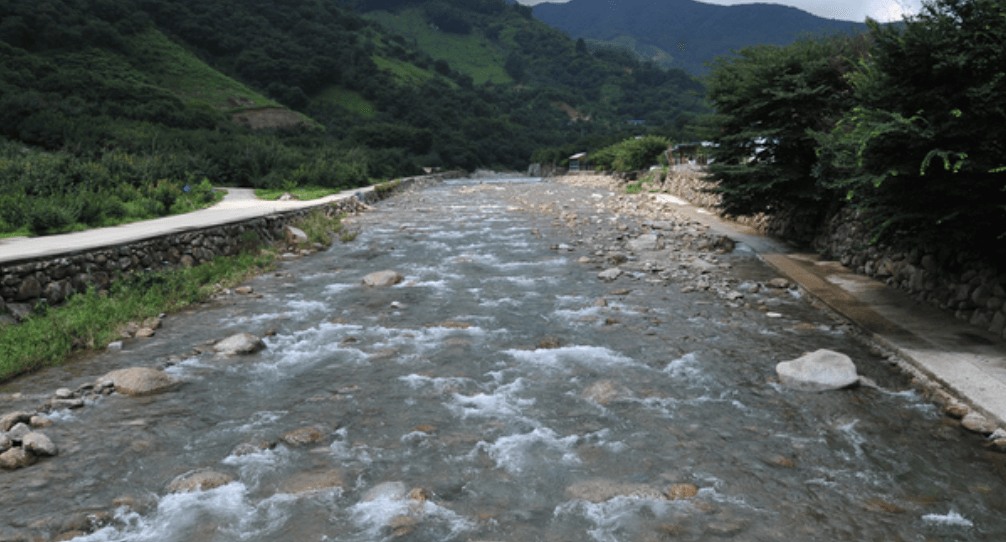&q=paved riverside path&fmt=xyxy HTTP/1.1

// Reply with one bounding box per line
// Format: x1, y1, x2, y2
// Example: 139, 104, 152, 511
653, 193, 1006, 429
0, 187, 371, 265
